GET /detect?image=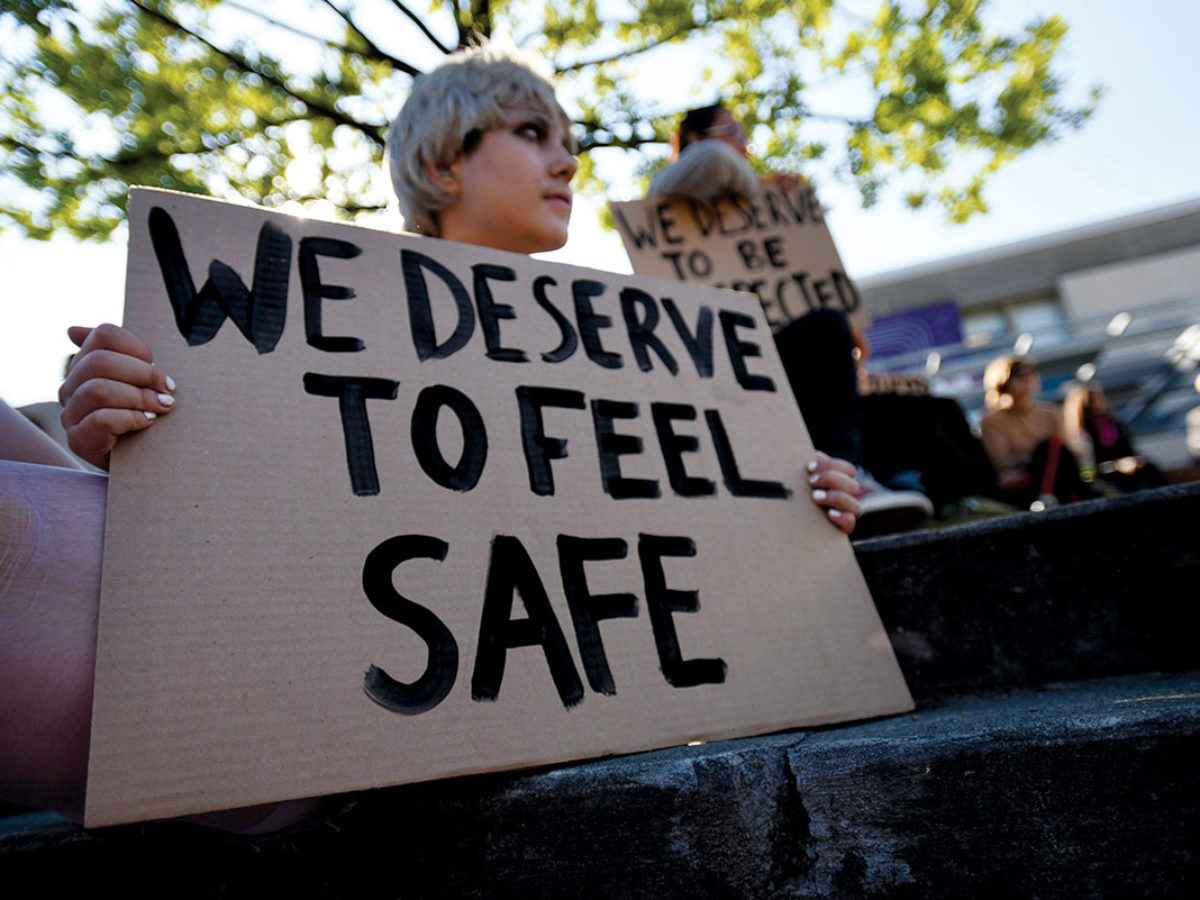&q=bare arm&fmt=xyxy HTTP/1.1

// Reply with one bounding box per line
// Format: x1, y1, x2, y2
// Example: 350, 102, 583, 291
0, 460, 321, 829
0, 399, 83, 470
